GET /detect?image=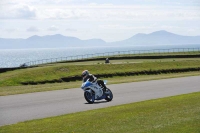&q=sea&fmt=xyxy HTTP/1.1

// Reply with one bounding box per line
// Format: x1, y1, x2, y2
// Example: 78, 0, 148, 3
0, 44, 200, 68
